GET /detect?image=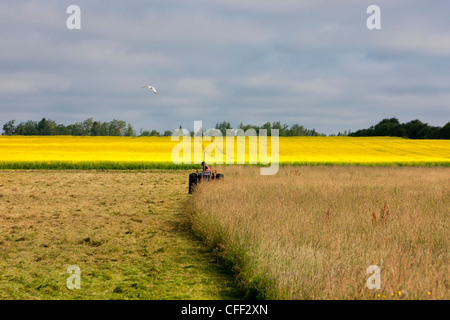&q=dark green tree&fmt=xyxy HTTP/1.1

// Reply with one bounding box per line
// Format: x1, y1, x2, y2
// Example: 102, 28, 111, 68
124, 123, 136, 137
438, 122, 450, 139
2, 120, 16, 135
215, 121, 232, 136
16, 120, 38, 135
149, 129, 160, 136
